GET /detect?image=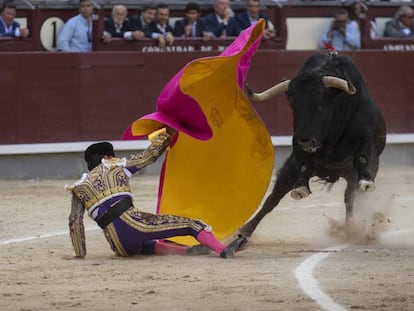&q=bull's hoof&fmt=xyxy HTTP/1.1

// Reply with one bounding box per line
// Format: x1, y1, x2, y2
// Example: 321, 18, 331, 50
290, 186, 310, 200
220, 235, 249, 259
236, 235, 250, 251
358, 179, 375, 192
